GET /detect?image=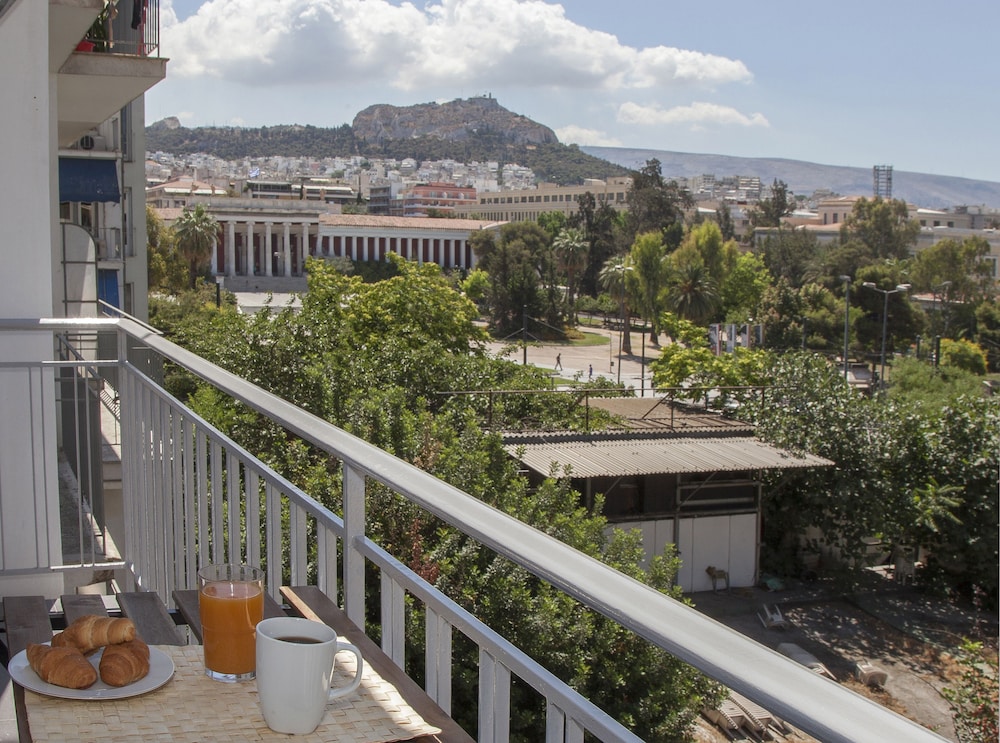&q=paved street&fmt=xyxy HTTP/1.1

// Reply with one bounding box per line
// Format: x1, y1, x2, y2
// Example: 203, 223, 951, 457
485, 326, 658, 395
